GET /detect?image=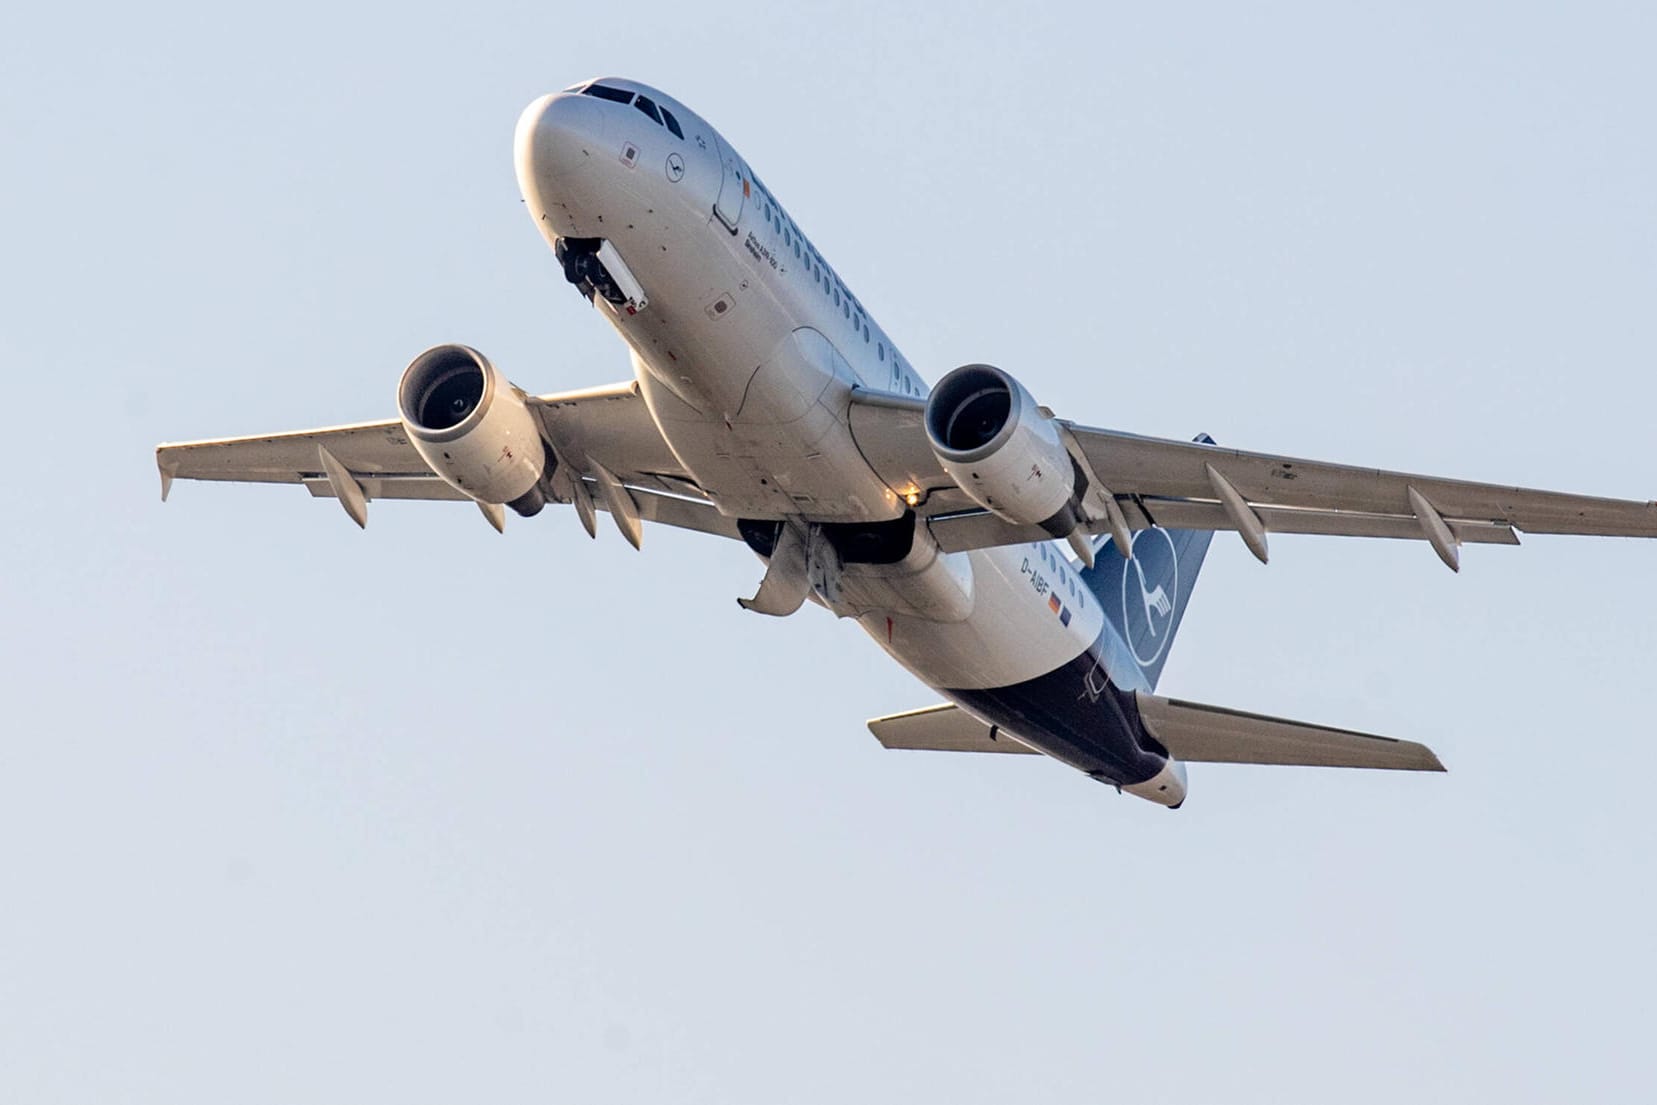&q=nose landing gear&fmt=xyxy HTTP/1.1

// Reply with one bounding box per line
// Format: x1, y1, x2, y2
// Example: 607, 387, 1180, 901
555, 237, 630, 307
